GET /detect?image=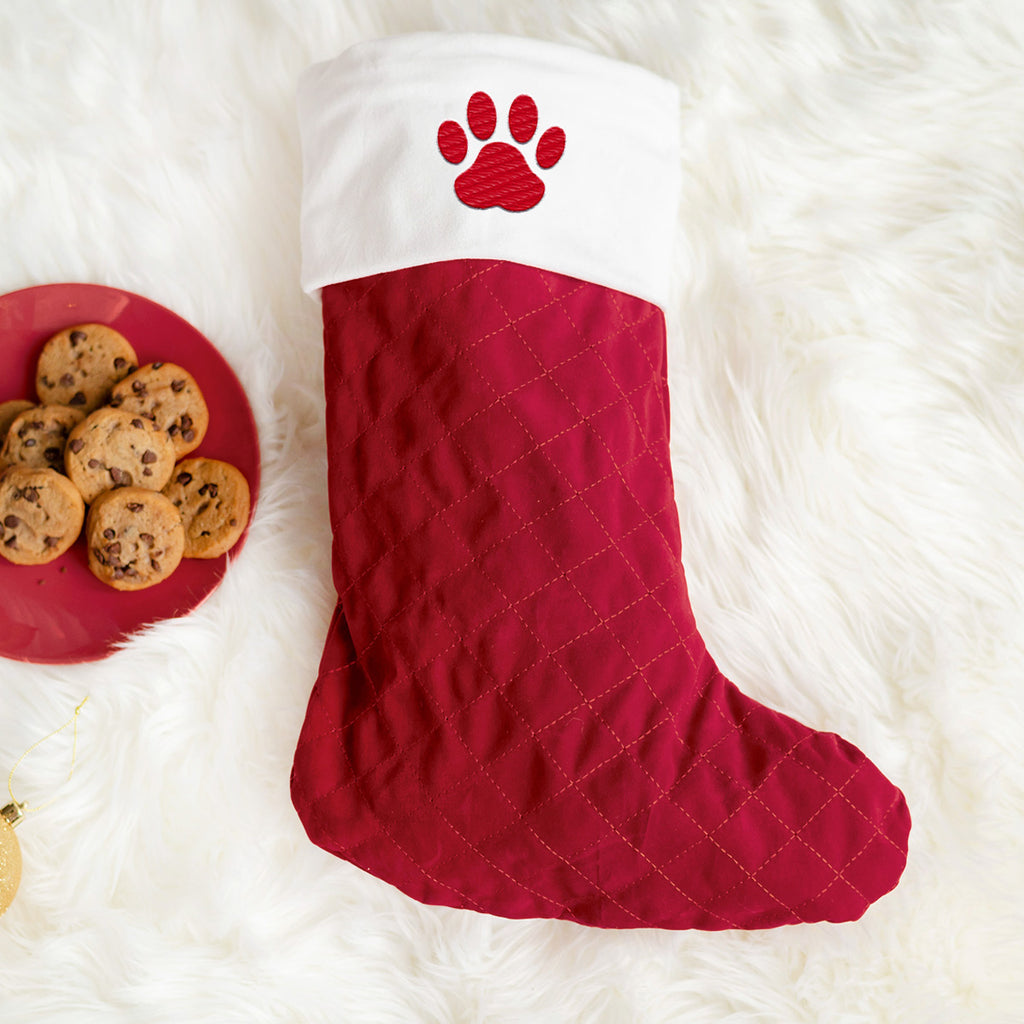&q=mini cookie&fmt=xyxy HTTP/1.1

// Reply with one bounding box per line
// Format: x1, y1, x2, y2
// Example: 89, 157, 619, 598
64, 407, 177, 504
85, 487, 184, 590
109, 362, 209, 458
0, 400, 34, 443
36, 323, 138, 412
0, 466, 85, 565
0, 405, 85, 472
161, 458, 250, 559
